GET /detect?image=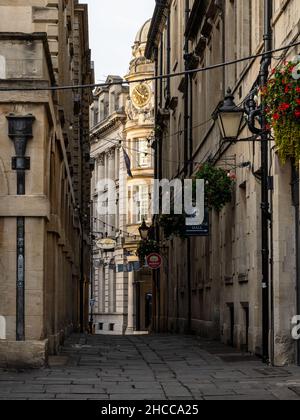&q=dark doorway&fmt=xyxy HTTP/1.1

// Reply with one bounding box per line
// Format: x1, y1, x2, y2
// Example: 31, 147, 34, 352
242, 303, 250, 352
136, 282, 141, 331
145, 293, 152, 329
228, 303, 234, 347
